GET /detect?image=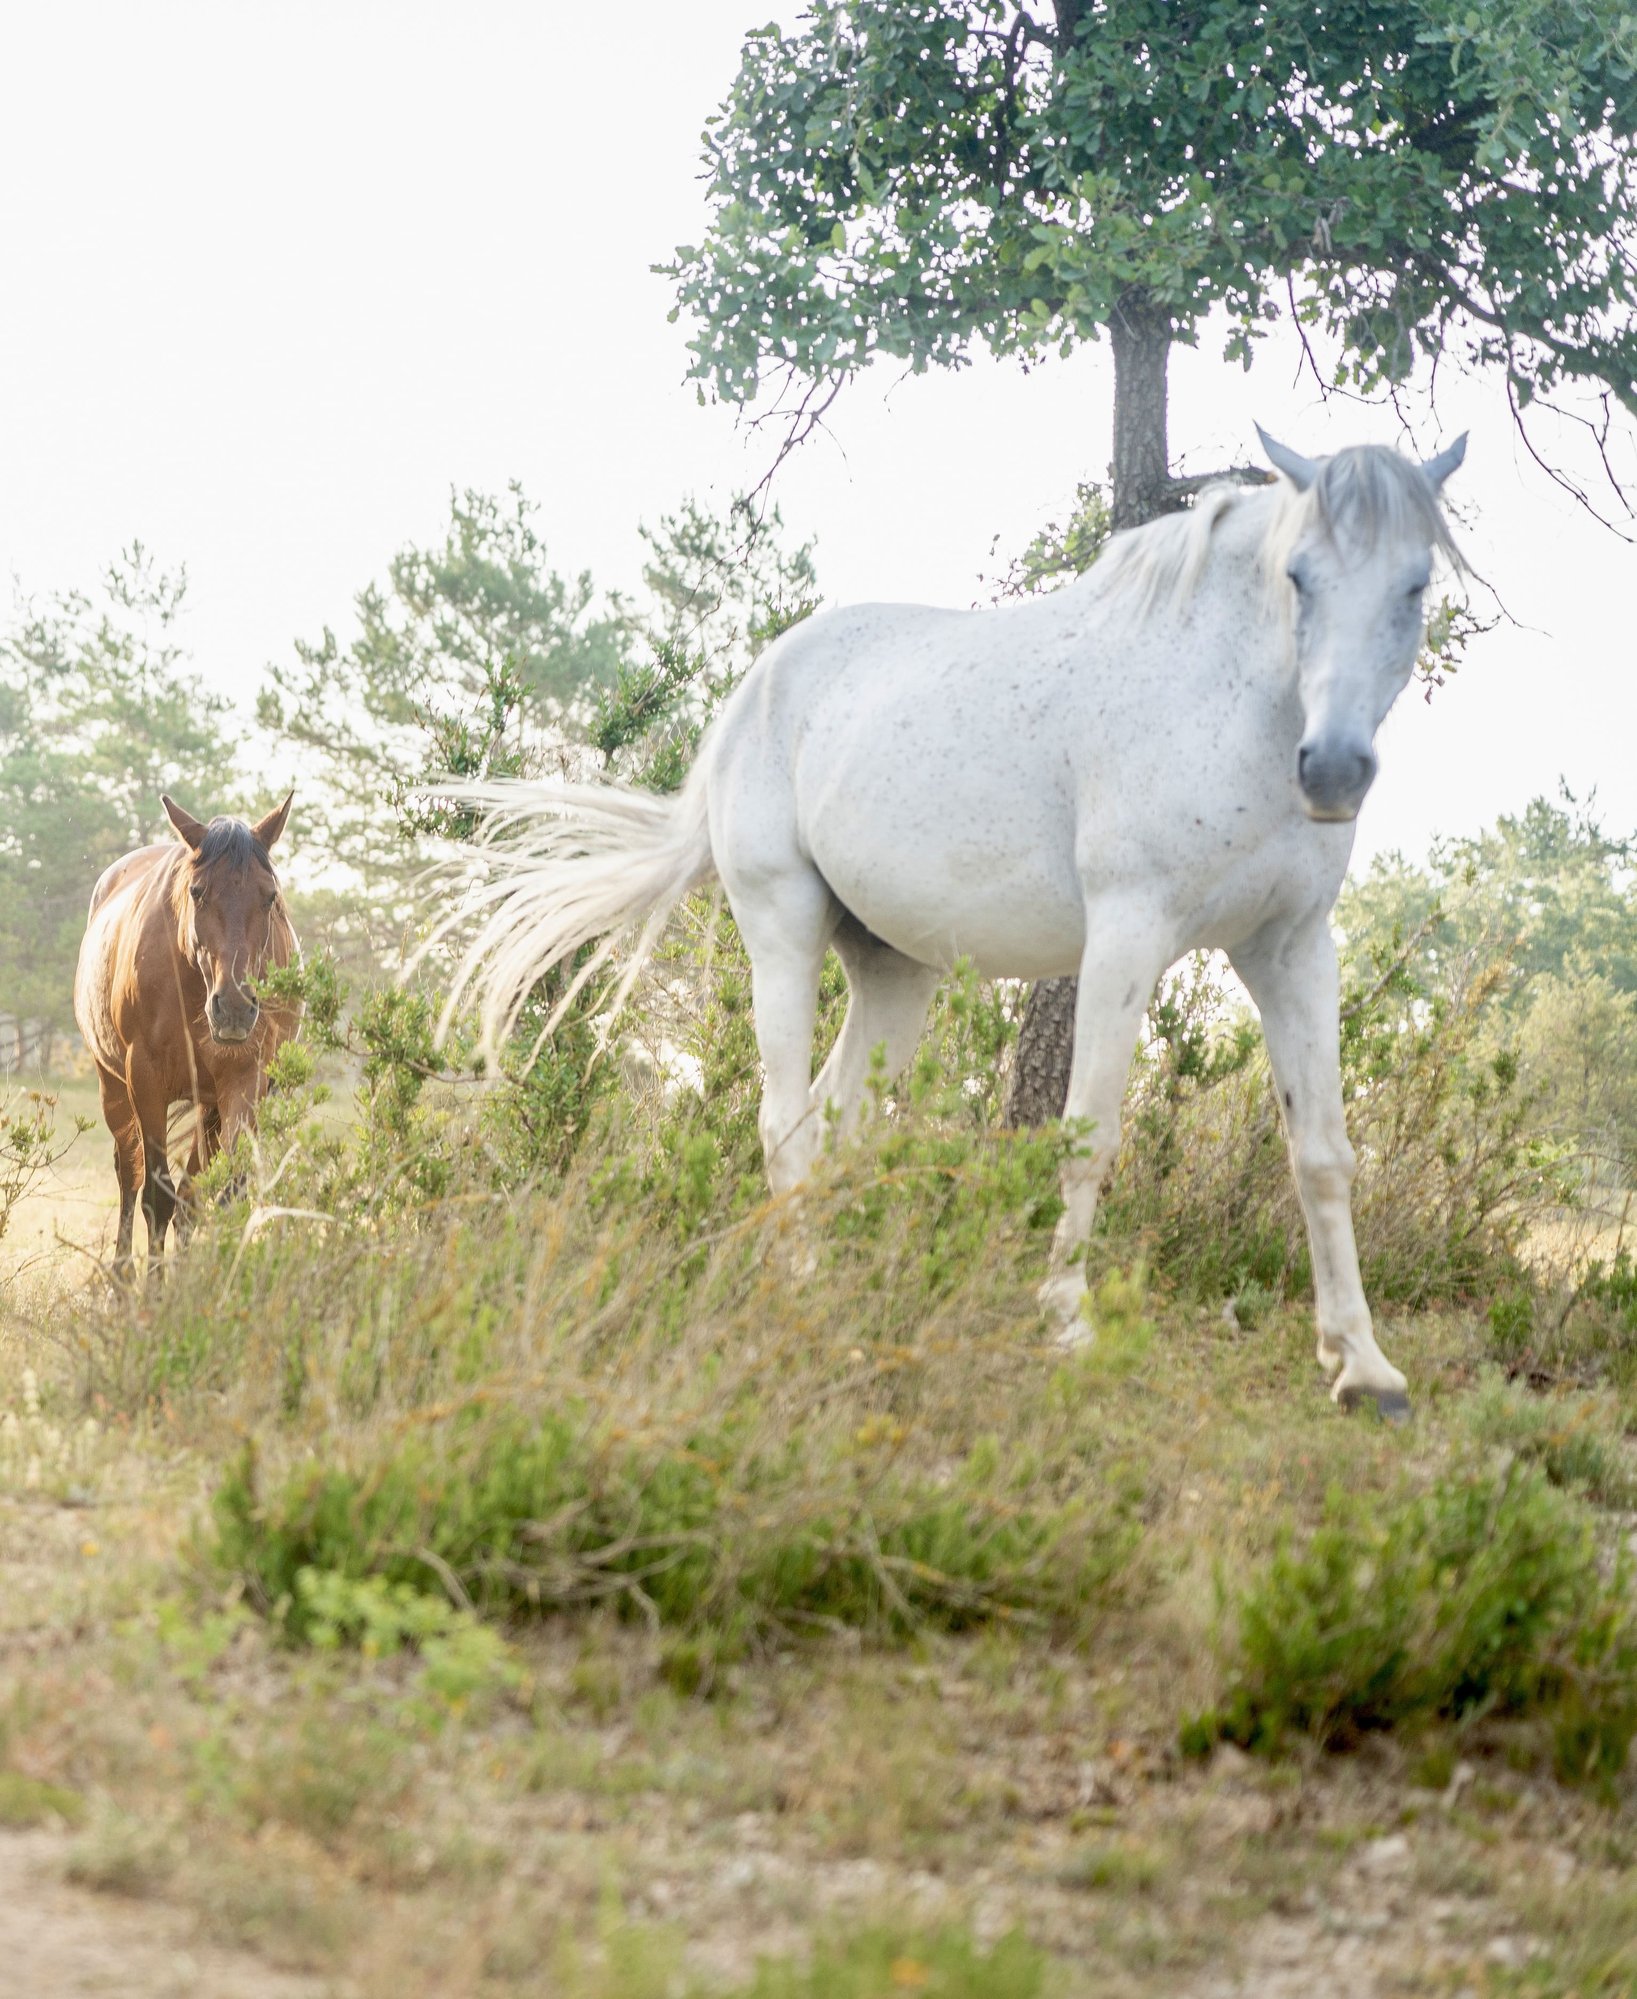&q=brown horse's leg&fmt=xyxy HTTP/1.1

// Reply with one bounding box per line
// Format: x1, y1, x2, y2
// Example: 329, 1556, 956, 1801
95, 1064, 142, 1280
215, 1072, 263, 1201
126, 1059, 177, 1272
174, 1105, 220, 1242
